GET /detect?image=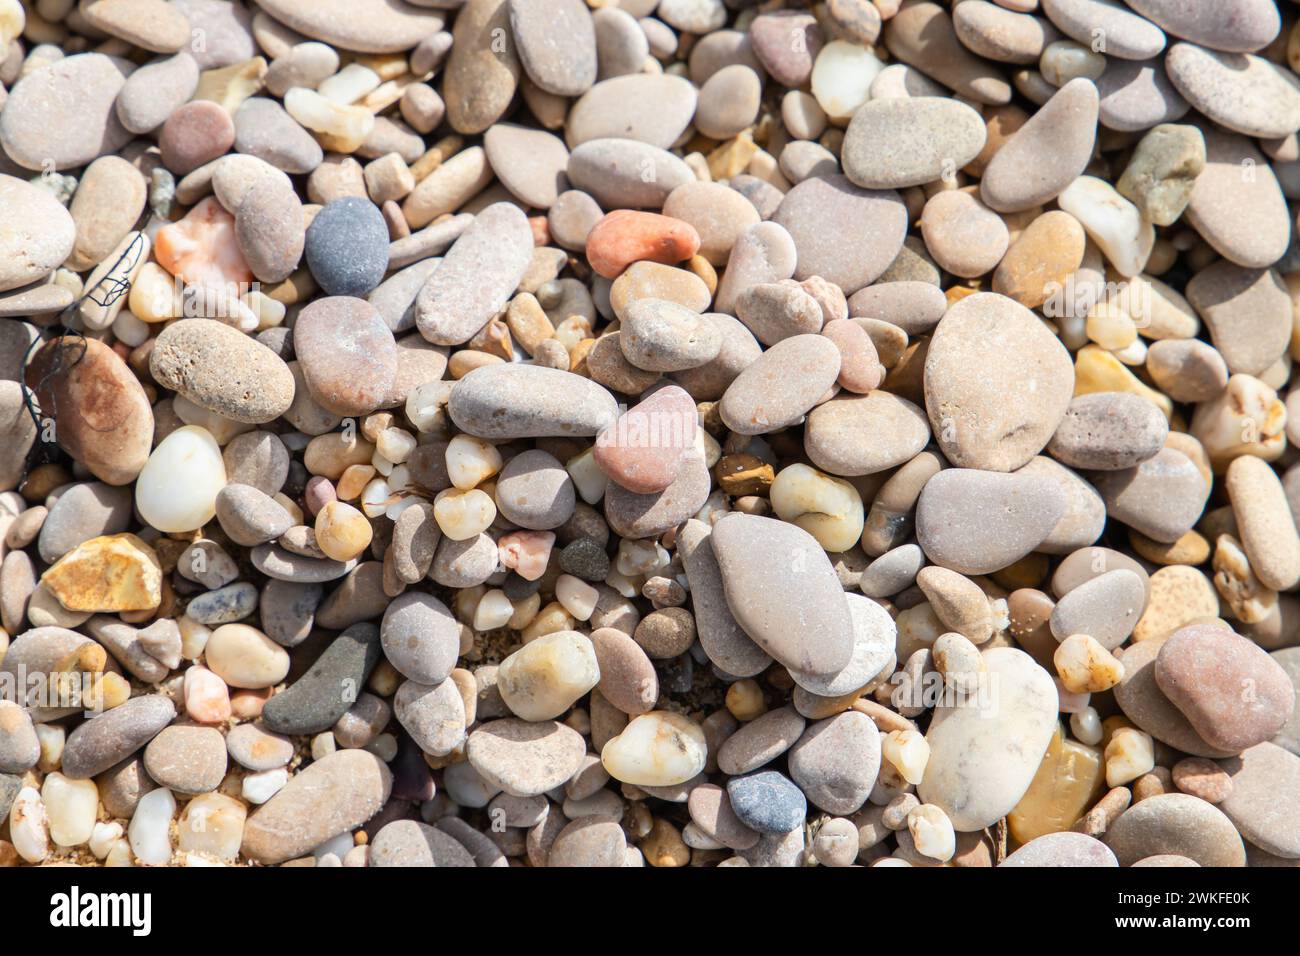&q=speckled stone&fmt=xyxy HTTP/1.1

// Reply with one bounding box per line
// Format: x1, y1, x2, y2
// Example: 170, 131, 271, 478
772, 174, 908, 294
305, 197, 389, 297
294, 295, 397, 417
262, 623, 383, 735
726, 770, 807, 834
241, 749, 392, 864
61, 695, 176, 780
